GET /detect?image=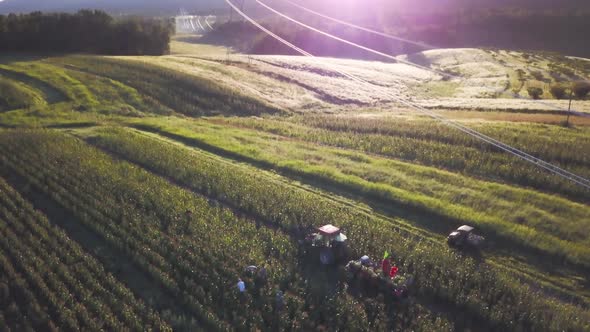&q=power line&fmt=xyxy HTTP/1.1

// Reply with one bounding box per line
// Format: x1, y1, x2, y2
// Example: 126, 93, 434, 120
224, 0, 590, 190
281, 0, 436, 50
255, 0, 454, 79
